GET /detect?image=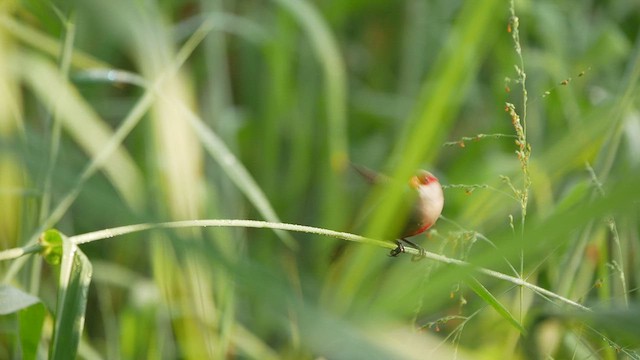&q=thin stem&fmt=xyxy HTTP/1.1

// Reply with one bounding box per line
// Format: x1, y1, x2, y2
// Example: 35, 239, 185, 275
586, 163, 628, 307
509, 0, 531, 324
443, 133, 517, 147
67, 220, 592, 311
1, 19, 216, 284
442, 183, 518, 201
0, 219, 591, 311
39, 14, 76, 223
